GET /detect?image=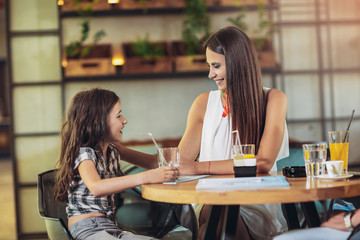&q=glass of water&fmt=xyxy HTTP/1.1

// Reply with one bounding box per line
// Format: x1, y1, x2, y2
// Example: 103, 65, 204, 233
302, 143, 327, 178
158, 147, 180, 168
